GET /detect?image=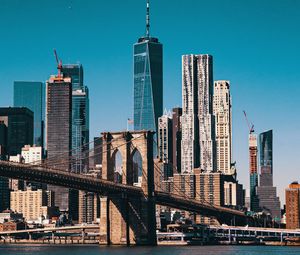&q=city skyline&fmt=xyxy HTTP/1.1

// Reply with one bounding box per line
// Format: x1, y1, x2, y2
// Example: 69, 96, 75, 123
0, 0, 300, 203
